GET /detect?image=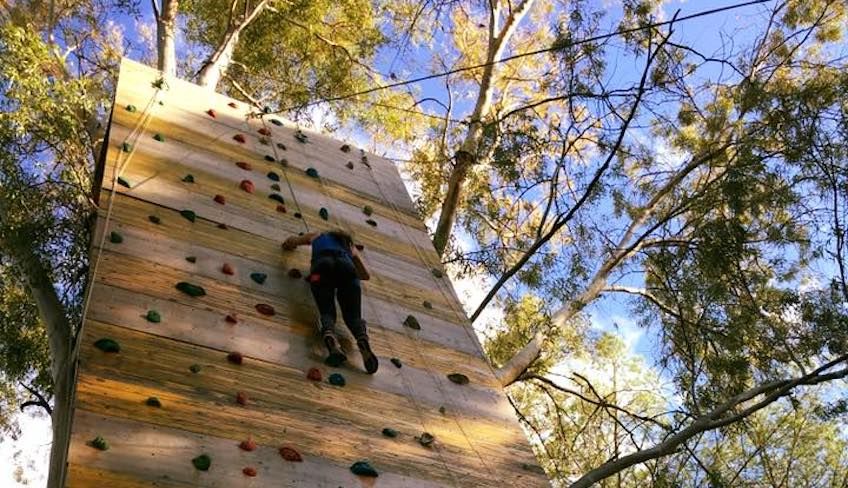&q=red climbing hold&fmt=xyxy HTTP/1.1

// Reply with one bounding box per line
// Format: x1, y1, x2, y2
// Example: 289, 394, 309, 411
233, 134, 246, 143
240, 180, 255, 193
307, 367, 322, 381
279, 447, 303, 462
276, 204, 287, 213
243, 467, 257, 477
236, 161, 252, 170
255, 303, 275, 316
308, 273, 321, 284
239, 438, 257, 451
227, 351, 244, 365
222, 263, 235, 275
355, 244, 365, 251
218, 223, 229, 230
228, 102, 238, 109
257, 128, 271, 136
206, 109, 216, 118
287, 269, 302, 279
225, 314, 238, 324
236, 391, 248, 405
214, 194, 226, 205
